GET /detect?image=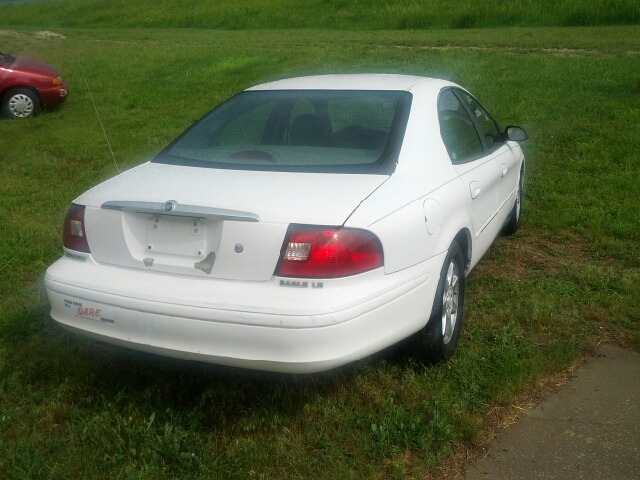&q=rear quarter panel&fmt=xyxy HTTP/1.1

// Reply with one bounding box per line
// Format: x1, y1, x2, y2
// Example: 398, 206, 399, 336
345, 81, 474, 274
355, 177, 471, 274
